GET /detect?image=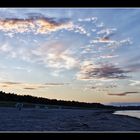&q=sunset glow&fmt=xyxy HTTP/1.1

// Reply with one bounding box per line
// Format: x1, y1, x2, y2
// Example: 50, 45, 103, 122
0, 8, 140, 104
